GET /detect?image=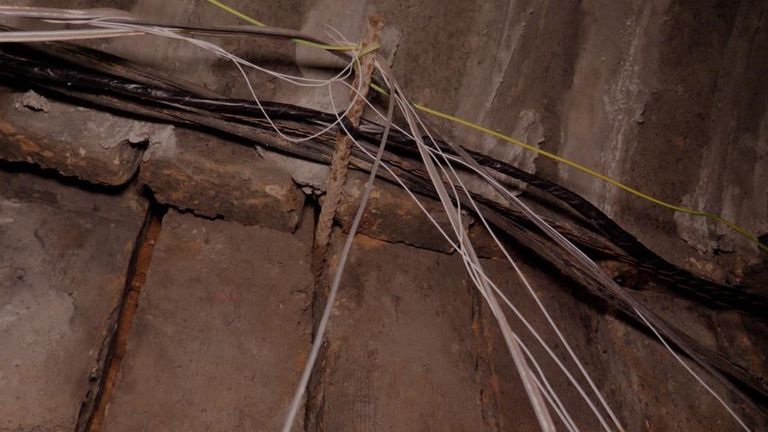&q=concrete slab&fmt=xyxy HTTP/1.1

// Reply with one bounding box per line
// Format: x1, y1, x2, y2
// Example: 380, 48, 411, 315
140, 128, 305, 232
335, 172, 464, 254
311, 232, 487, 431
101, 209, 312, 431
476, 257, 602, 432
0, 88, 171, 186
0, 168, 148, 432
